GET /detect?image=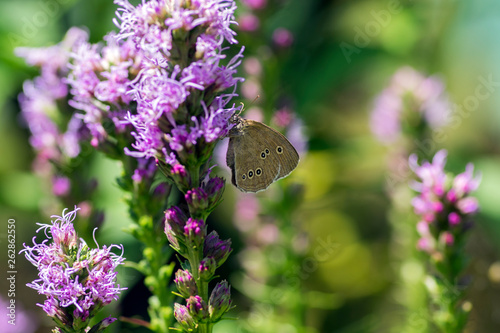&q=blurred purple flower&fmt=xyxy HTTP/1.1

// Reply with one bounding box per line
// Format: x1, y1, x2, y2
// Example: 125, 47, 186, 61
52, 176, 71, 197
234, 193, 260, 230
239, 13, 260, 32
67, 32, 145, 146
242, 0, 267, 10
17, 28, 90, 168
0, 296, 37, 333
243, 57, 262, 76
272, 28, 294, 48
370, 66, 451, 144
